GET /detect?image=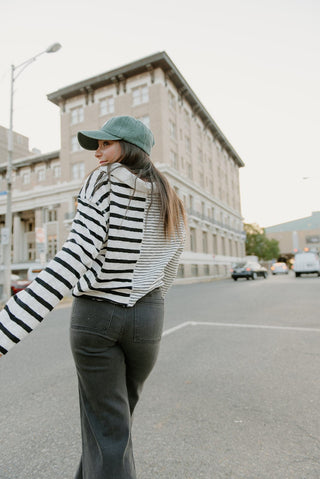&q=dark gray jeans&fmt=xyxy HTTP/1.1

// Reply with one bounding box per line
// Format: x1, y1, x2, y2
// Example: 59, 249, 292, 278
70, 288, 164, 479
